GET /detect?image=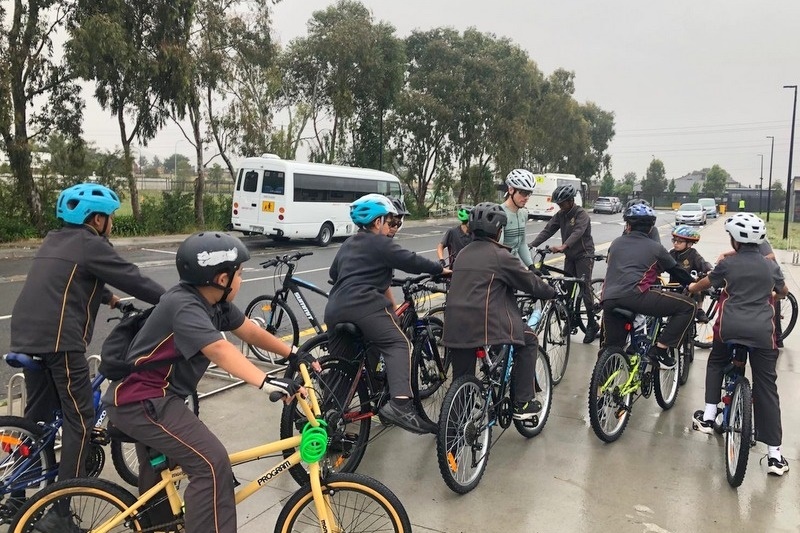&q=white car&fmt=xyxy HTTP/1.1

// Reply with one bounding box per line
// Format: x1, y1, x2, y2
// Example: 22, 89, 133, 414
675, 203, 707, 226
697, 198, 718, 218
